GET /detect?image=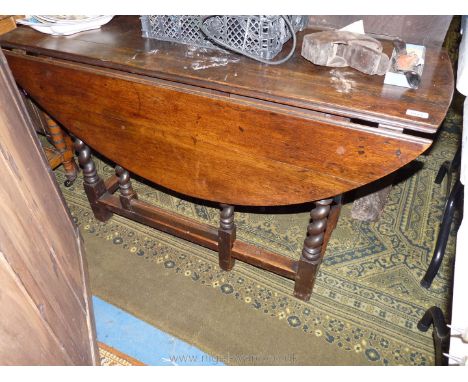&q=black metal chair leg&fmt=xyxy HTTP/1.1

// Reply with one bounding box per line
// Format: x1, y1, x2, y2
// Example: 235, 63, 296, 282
421, 180, 463, 288
451, 143, 462, 170
435, 144, 462, 198
417, 306, 450, 366
435, 160, 451, 185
